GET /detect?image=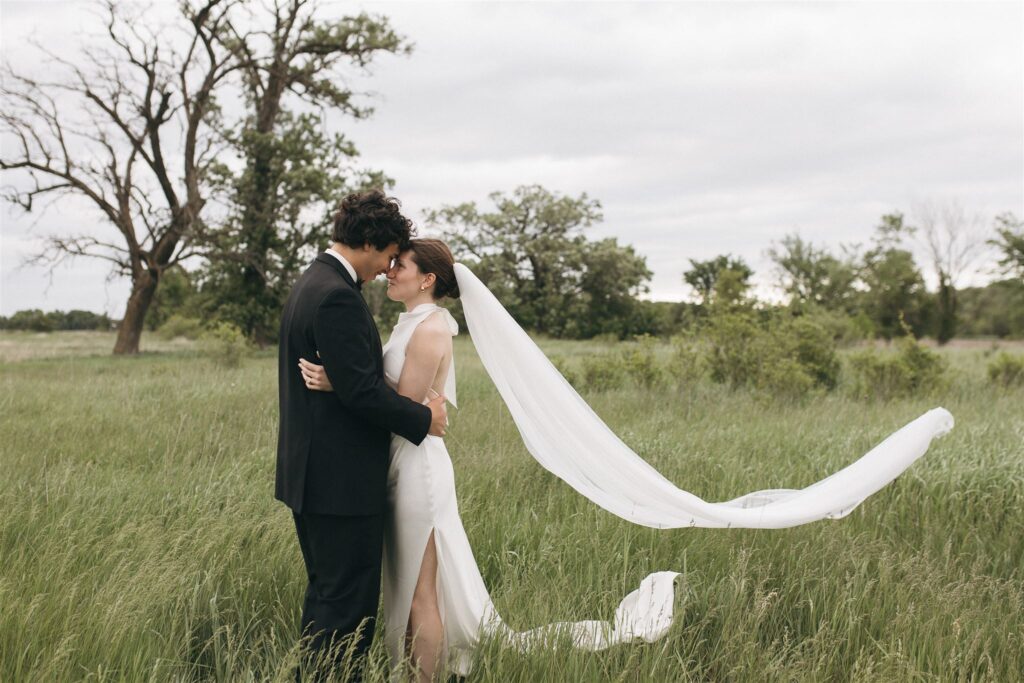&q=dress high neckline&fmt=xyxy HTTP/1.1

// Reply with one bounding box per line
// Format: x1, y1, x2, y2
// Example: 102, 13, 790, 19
398, 303, 441, 321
